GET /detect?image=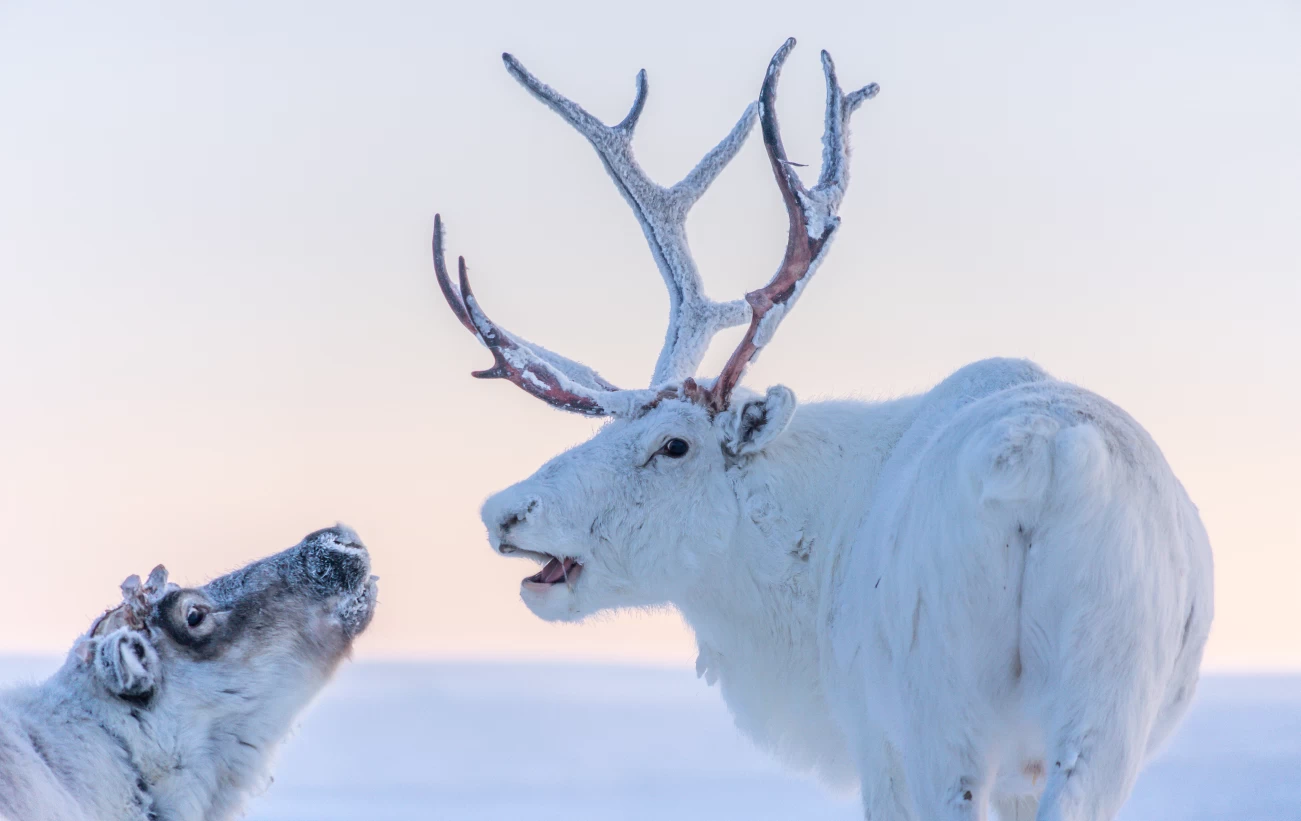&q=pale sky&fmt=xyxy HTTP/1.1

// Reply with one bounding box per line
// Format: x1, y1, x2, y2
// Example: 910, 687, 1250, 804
1, 0, 1297, 670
